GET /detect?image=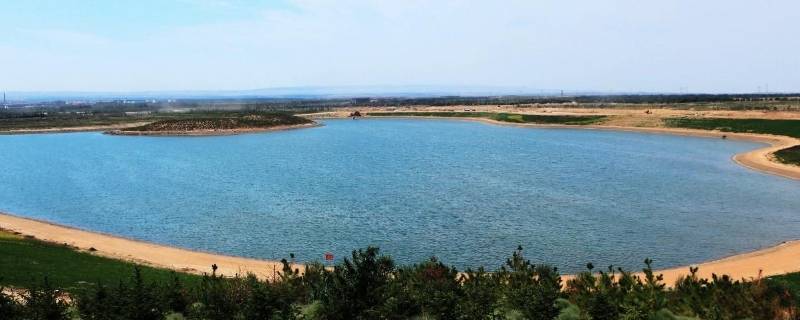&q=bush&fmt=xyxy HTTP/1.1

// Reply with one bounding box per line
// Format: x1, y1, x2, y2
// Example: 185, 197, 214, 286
499, 246, 562, 320
318, 246, 394, 320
